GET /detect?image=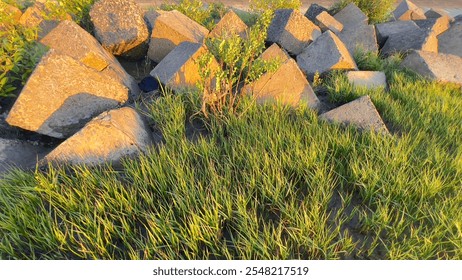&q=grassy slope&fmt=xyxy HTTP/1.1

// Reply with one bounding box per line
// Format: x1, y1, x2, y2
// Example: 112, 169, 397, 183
0, 51, 461, 259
